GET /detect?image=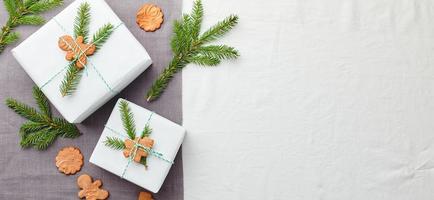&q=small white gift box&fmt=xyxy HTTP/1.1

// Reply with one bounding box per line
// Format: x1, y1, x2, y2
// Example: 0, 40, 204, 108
89, 98, 185, 193
12, 0, 152, 123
